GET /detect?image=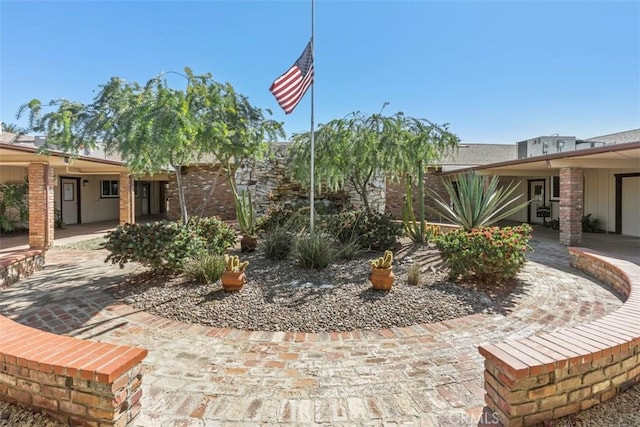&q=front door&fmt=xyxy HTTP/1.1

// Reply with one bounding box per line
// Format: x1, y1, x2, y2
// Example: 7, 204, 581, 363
60, 177, 80, 225
528, 180, 546, 225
